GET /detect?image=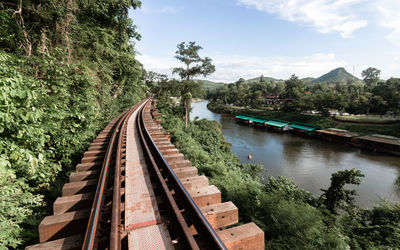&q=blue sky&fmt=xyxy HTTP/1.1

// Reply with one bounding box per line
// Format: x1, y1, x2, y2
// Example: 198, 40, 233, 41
130, 0, 400, 82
